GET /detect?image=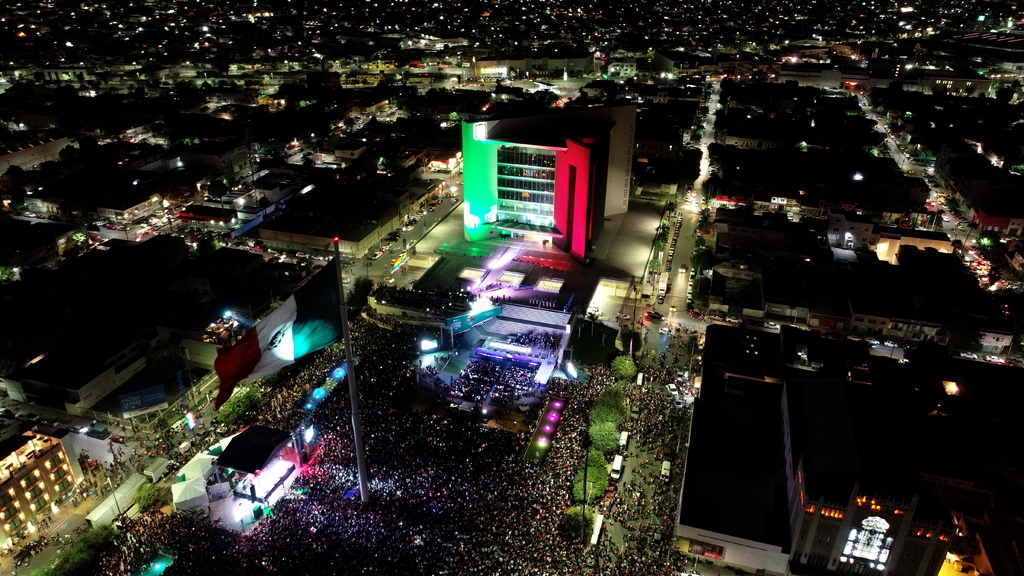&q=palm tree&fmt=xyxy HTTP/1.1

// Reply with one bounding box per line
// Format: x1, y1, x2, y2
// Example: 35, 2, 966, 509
586, 310, 600, 336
